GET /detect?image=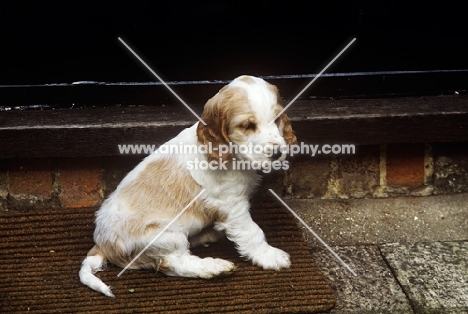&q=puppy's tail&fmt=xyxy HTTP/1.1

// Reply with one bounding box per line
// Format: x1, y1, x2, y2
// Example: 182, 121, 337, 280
79, 245, 115, 297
